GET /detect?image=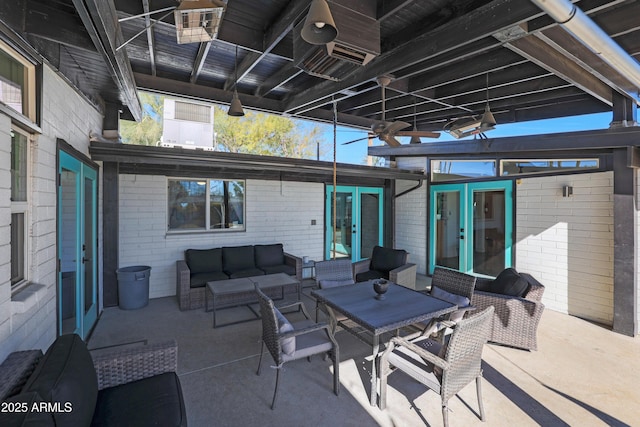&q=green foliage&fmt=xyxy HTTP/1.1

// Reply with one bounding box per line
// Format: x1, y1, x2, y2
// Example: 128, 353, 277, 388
120, 92, 327, 159
120, 92, 163, 146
